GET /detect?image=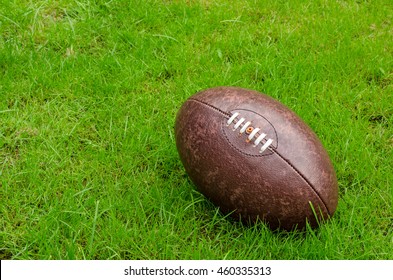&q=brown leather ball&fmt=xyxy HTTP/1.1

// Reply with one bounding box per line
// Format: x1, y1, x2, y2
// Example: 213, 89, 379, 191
175, 87, 338, 230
